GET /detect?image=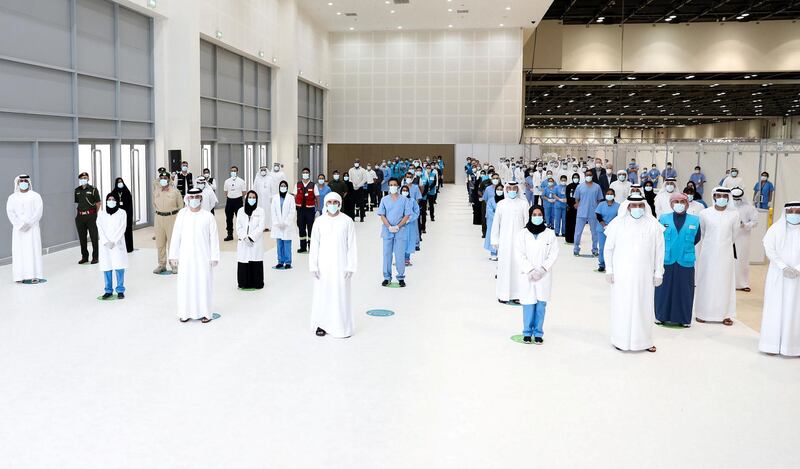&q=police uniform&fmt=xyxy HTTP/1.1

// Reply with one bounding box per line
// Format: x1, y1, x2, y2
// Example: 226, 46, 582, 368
74, 181, 101, 263
153, 181, 184, 271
